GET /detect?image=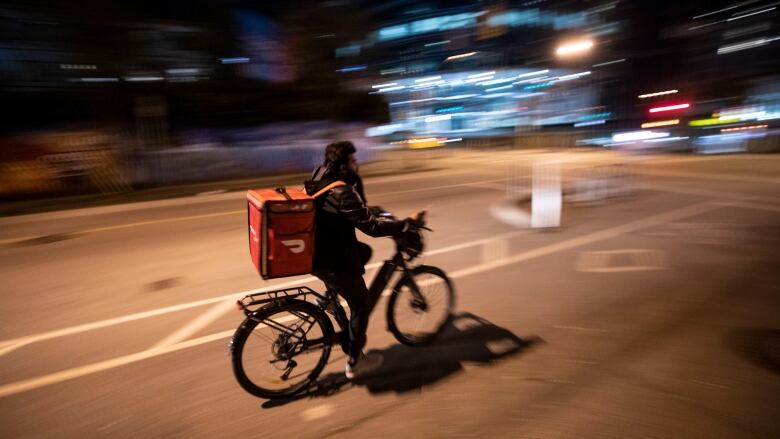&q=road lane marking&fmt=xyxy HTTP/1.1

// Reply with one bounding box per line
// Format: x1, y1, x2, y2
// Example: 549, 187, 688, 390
0, 276, 323, 354
301, 404, 336, 422
576, 249, 667, 273
0, 165, 500, 228
0, 201, 720, 398
448, 201, 716, 280
716, 201, 780, 213
0, 210, 243, 245
552, 325, 608, 333
640, 183, 780, 206
637, 168, 780, 185
150, 300, 237, 349
0, 229, 528, 352
0, 329, 234, 398
0, 178, 508, 245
